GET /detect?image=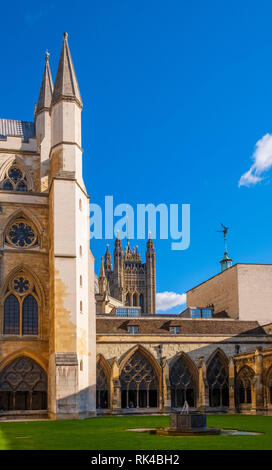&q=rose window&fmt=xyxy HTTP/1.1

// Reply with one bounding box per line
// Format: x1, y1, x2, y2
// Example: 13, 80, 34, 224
13, 277, 30, 294
6, 219, 38, 248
